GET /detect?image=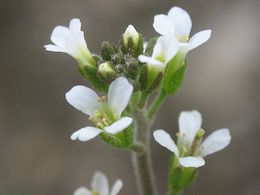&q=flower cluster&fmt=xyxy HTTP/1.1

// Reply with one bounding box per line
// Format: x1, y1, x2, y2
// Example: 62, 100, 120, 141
45, 6, 231, 195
